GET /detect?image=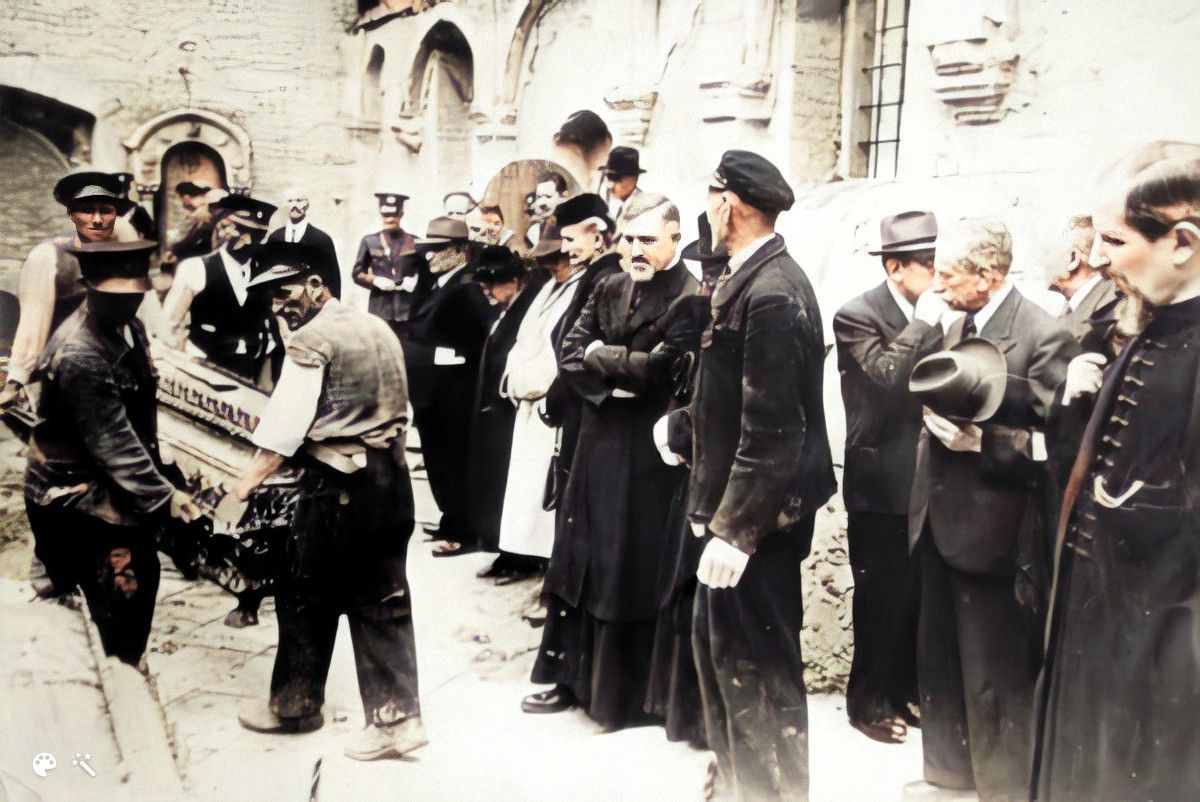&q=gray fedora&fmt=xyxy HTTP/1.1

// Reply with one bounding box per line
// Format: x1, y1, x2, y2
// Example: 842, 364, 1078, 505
415, 216, 470, 248
869, 210, 938, 255
909, 337, 1007, 423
